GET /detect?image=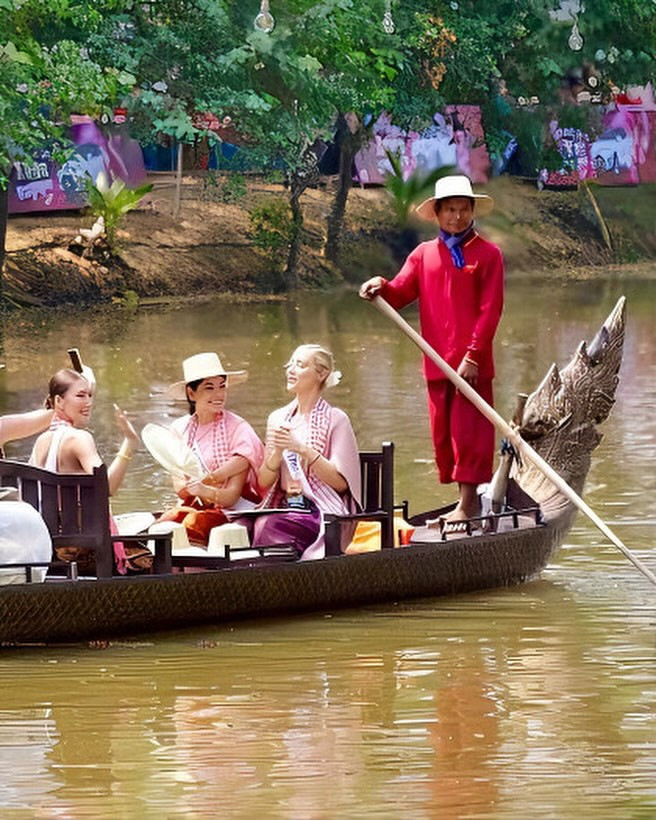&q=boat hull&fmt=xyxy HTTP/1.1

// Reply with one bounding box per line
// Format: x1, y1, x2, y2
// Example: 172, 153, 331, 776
0, 523, 557, 644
